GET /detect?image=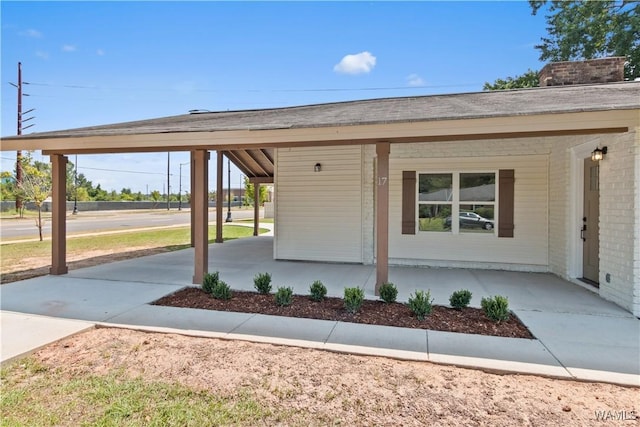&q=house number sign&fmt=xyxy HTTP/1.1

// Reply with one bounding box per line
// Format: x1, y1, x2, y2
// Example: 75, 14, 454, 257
378, 177, 388, 186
